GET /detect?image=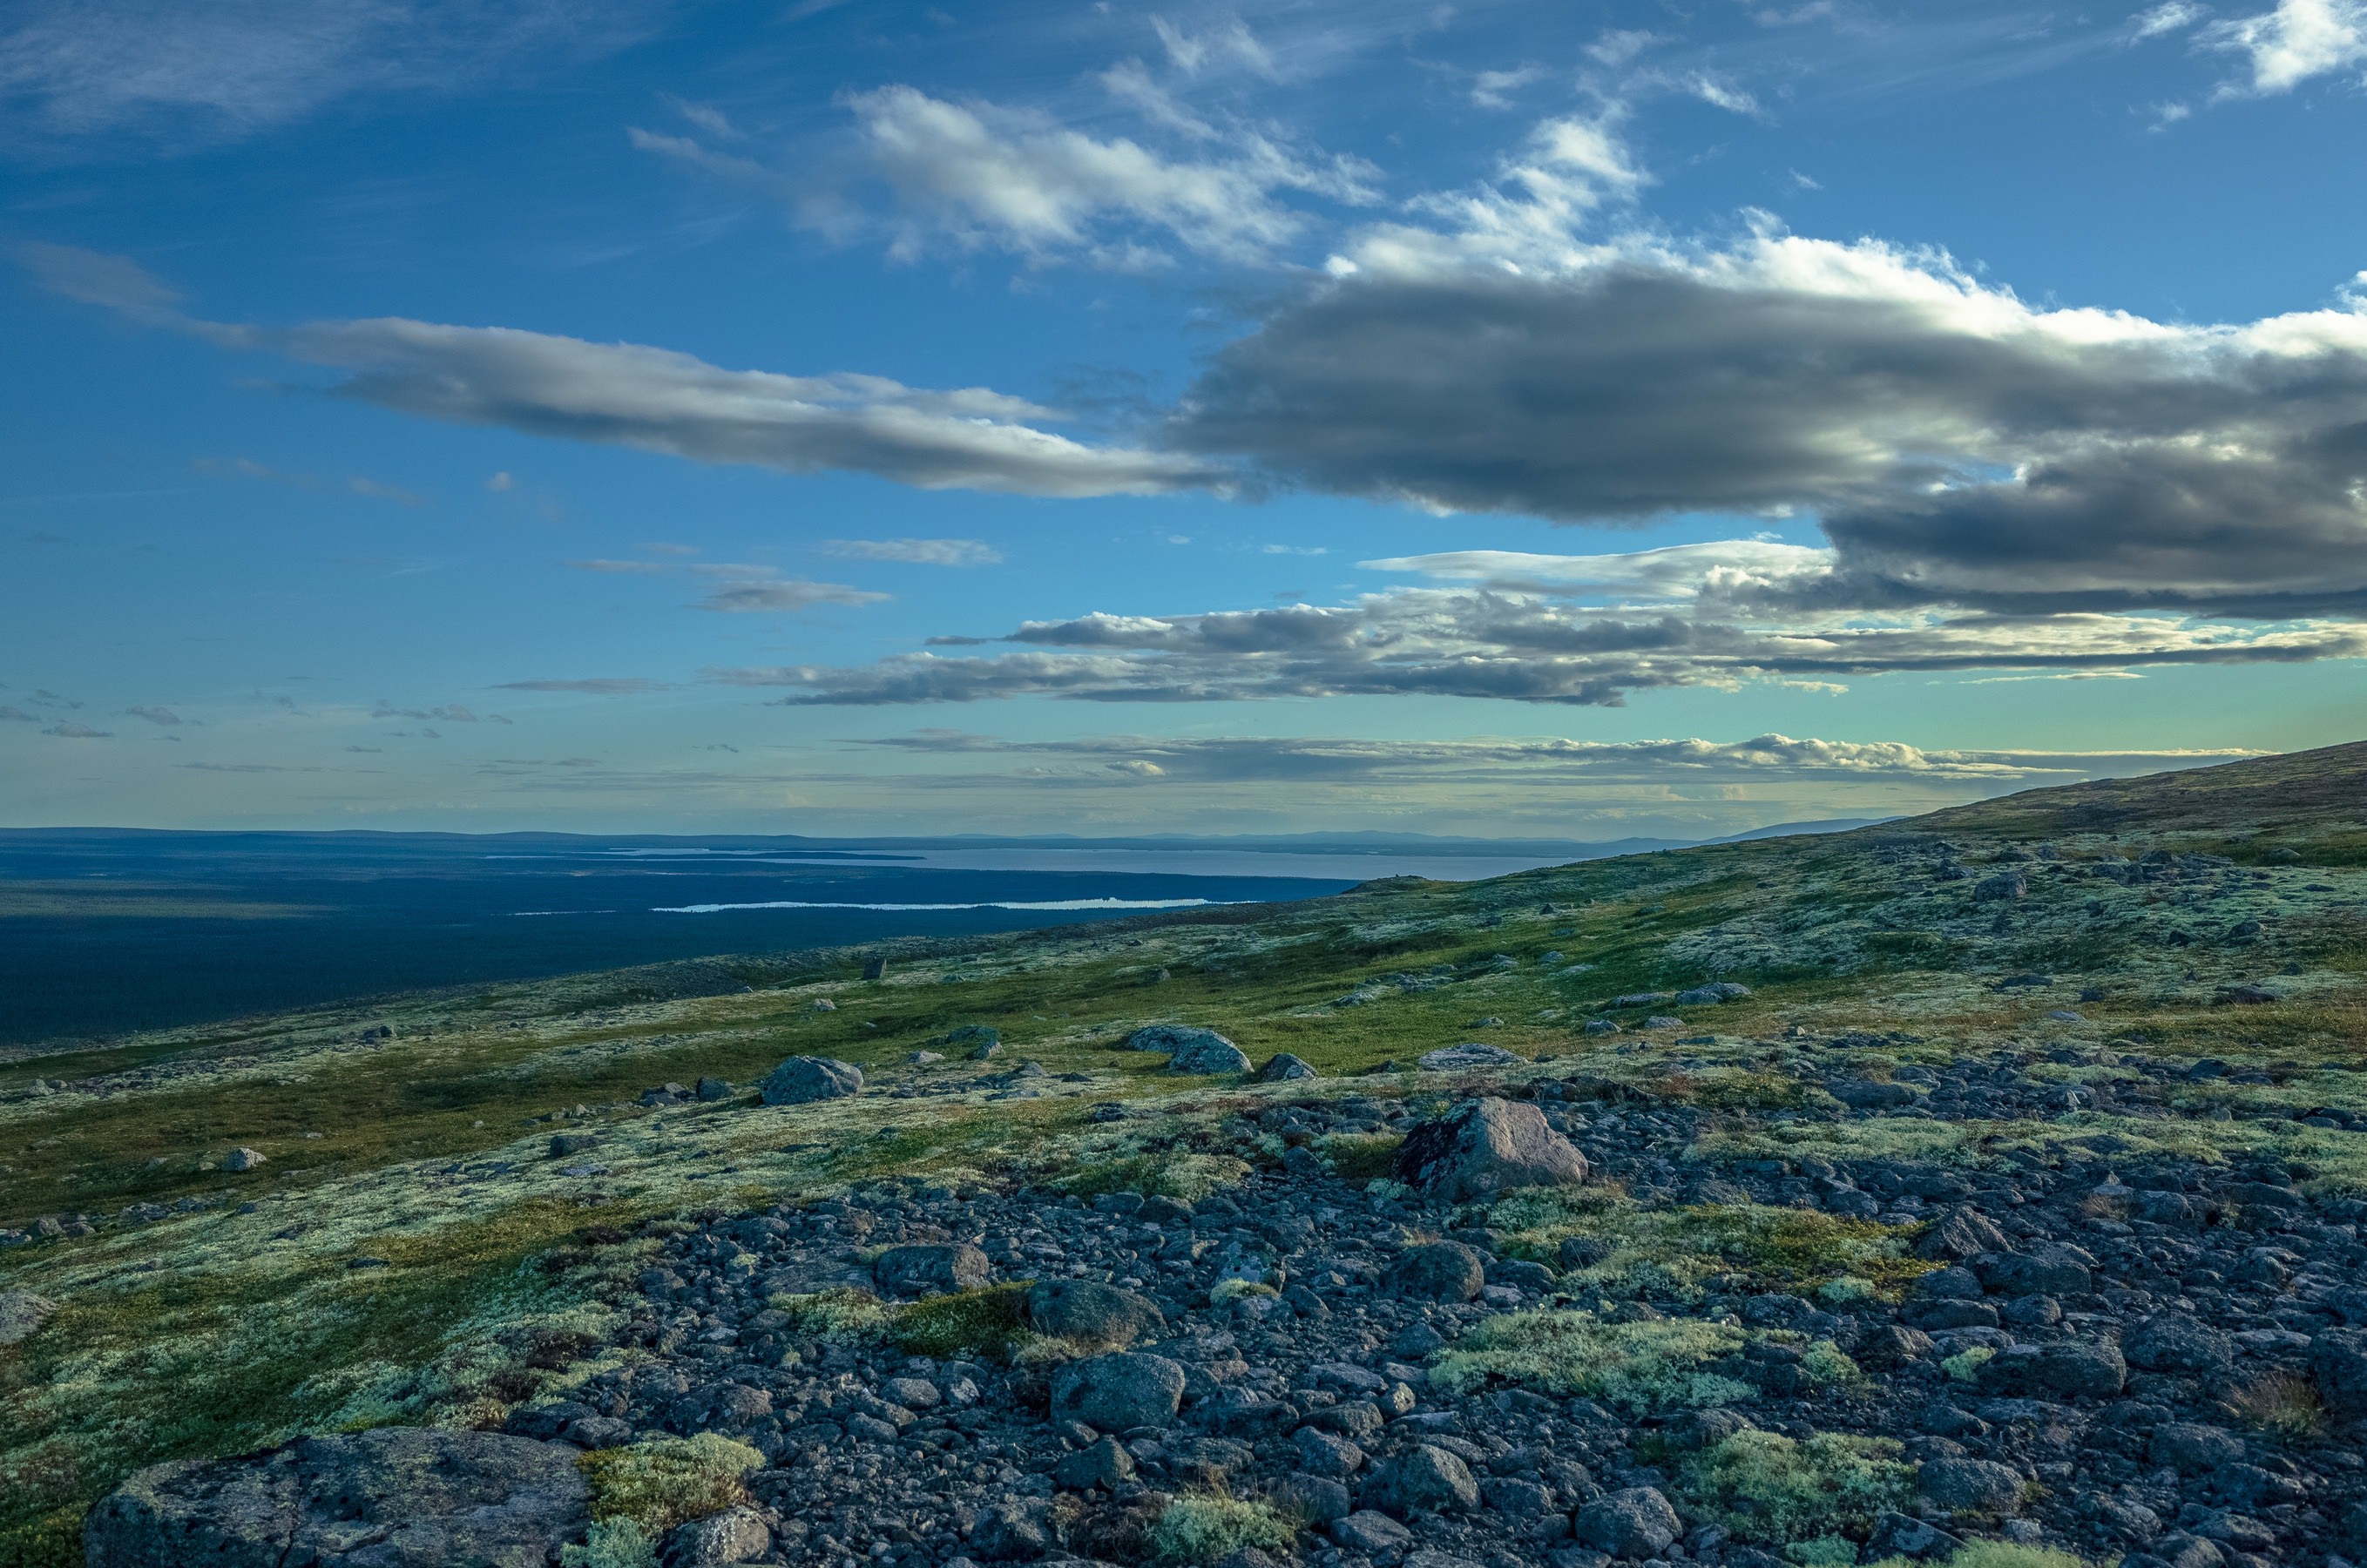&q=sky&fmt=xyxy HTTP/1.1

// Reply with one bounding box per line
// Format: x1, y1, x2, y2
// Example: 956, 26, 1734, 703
3, 0, 2365, 839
